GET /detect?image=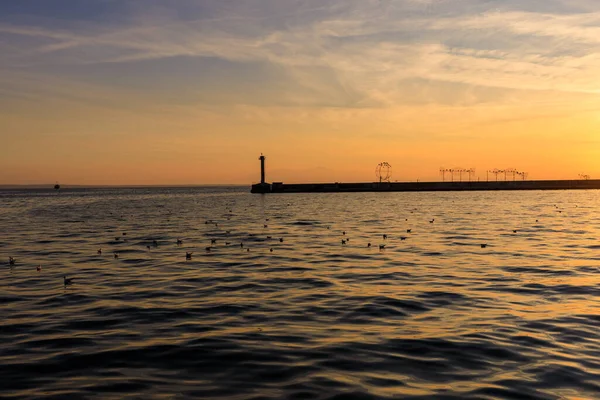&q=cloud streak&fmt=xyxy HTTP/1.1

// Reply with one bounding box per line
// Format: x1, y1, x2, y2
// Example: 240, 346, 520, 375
1, 0, 600, 110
